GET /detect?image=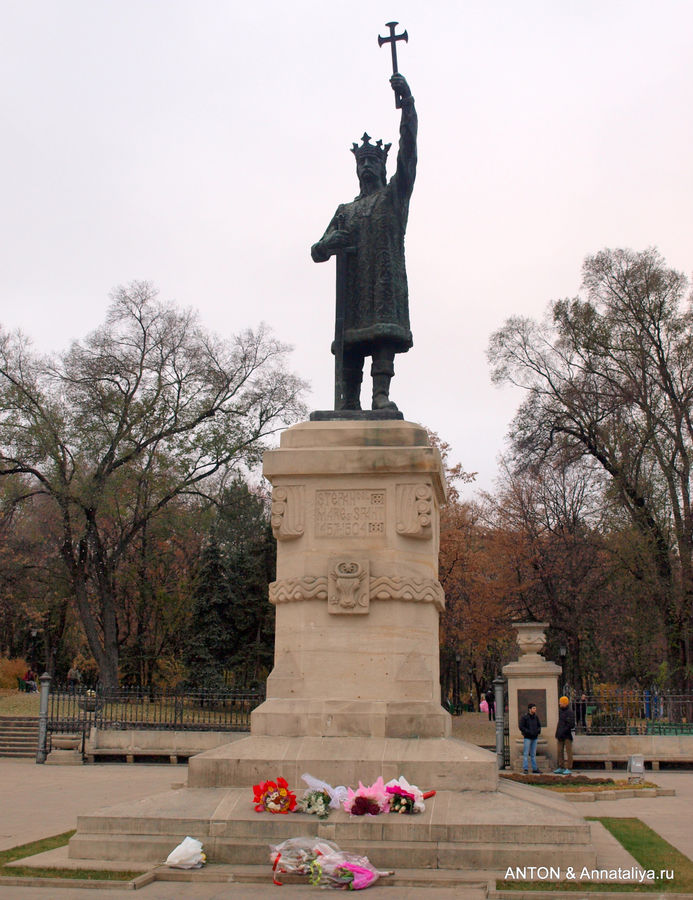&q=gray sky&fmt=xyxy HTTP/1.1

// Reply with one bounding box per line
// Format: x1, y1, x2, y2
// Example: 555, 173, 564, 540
2, 1, 692, 496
